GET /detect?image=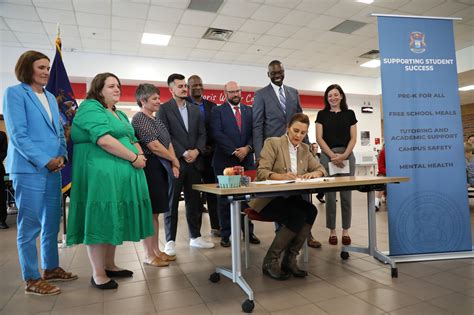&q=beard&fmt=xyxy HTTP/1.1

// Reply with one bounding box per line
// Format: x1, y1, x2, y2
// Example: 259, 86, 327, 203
228, 96, 241, 105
